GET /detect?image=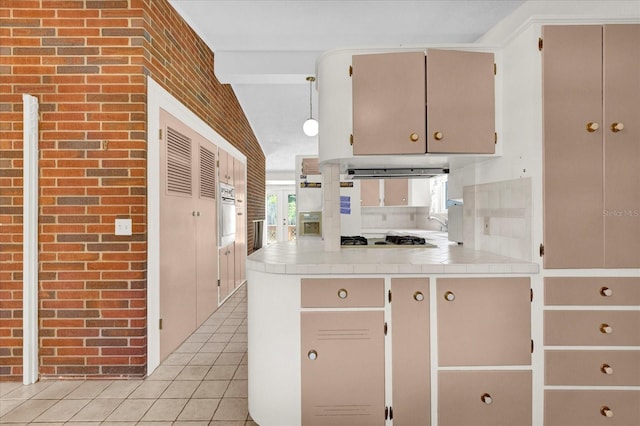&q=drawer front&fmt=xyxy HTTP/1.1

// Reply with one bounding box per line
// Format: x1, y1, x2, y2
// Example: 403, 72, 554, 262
545, 277, 640, 306
545, 350, 640, 386
544, 311, 640, 346
301, 278, 385, 308
439, 370, 532, 426
545, 390, 640, 426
